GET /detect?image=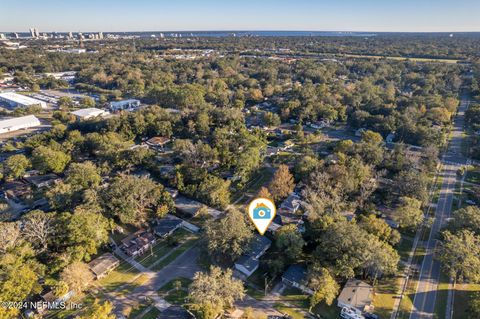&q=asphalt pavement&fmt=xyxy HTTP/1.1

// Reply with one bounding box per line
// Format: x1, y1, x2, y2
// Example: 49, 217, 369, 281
409, 93, 469, 319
